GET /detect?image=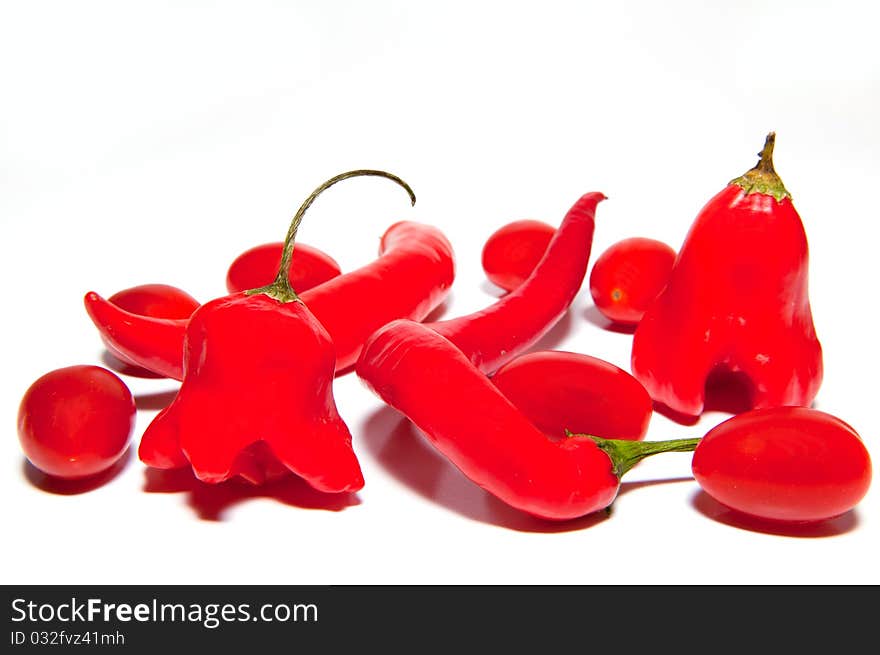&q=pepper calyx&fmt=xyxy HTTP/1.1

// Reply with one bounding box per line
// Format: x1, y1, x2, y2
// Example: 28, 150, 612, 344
729, 132, 791, 203
245, 284, 302, 304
